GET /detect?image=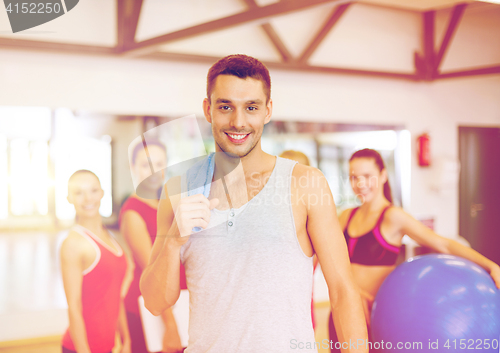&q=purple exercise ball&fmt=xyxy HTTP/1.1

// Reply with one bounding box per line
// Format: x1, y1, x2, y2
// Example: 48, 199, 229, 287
371, 254, 500, 352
